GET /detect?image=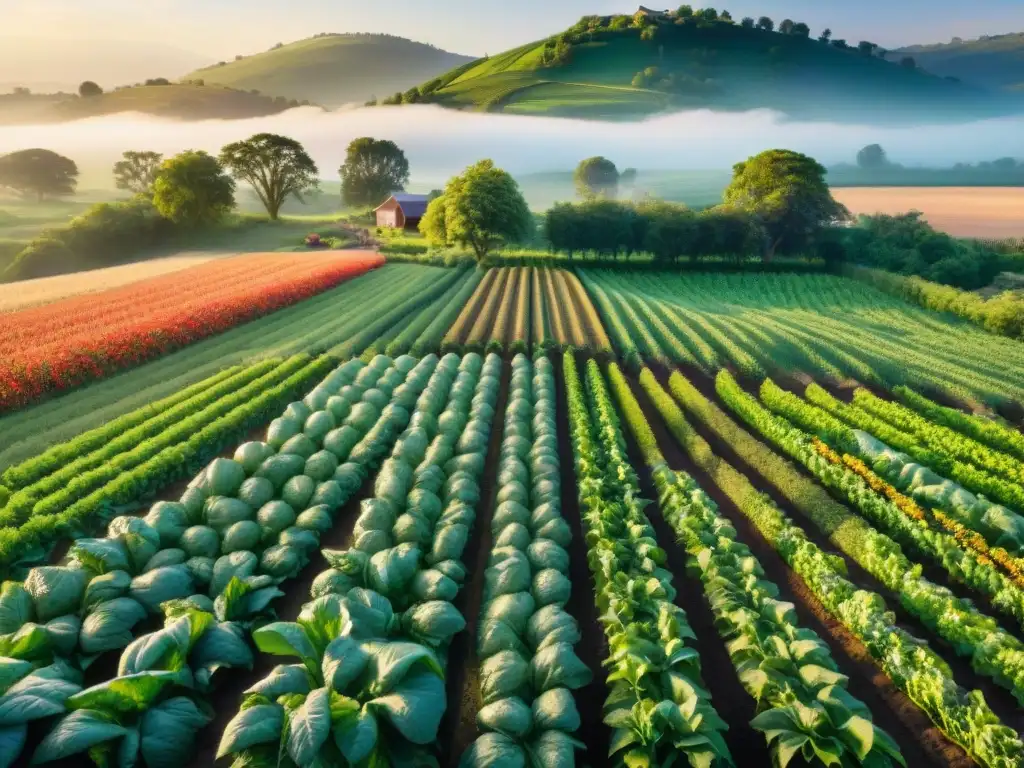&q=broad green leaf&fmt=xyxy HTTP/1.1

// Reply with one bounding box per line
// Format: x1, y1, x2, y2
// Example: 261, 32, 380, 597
322, 636, 369, 693
245, 665, 311, 699
774, 731, 809, 768
298, 596, 351, 658
365, 642, 442, 696
750, 707, 799, 742
0, 584, 32, 636
0, 677, 80, 726
117, 726, 140, 768
0, 724, 26, 768
333, 707, 378, 764
797, 665, 849, 690
837, 715, 874, 761
0, 660, 32, 694
623, 748, 651, 768
216, 704, 284, 758
30, 709, 126, 763
67, 672, 178, 716
139, 696, 211, 768
368, 668, 445, 744
190, 624, 254, 683
0, 624, 49, 661
286, 688, 332, 765
253, 623, 317, 665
